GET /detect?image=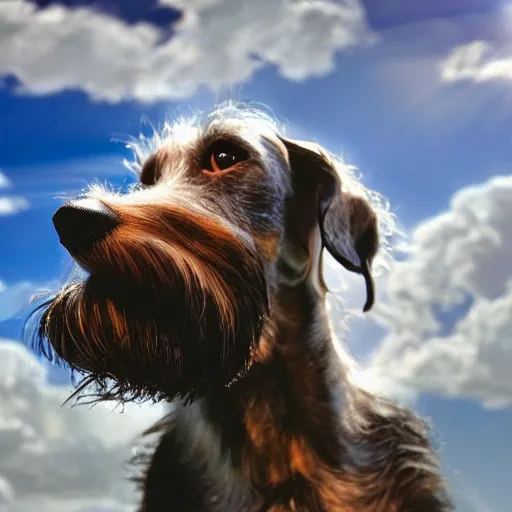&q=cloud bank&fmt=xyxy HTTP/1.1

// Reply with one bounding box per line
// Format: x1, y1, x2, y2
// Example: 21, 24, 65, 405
0, 0, 373, 103
0, 340, 164, 512
441, 40, 512, 85
360, 174, 512, 409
